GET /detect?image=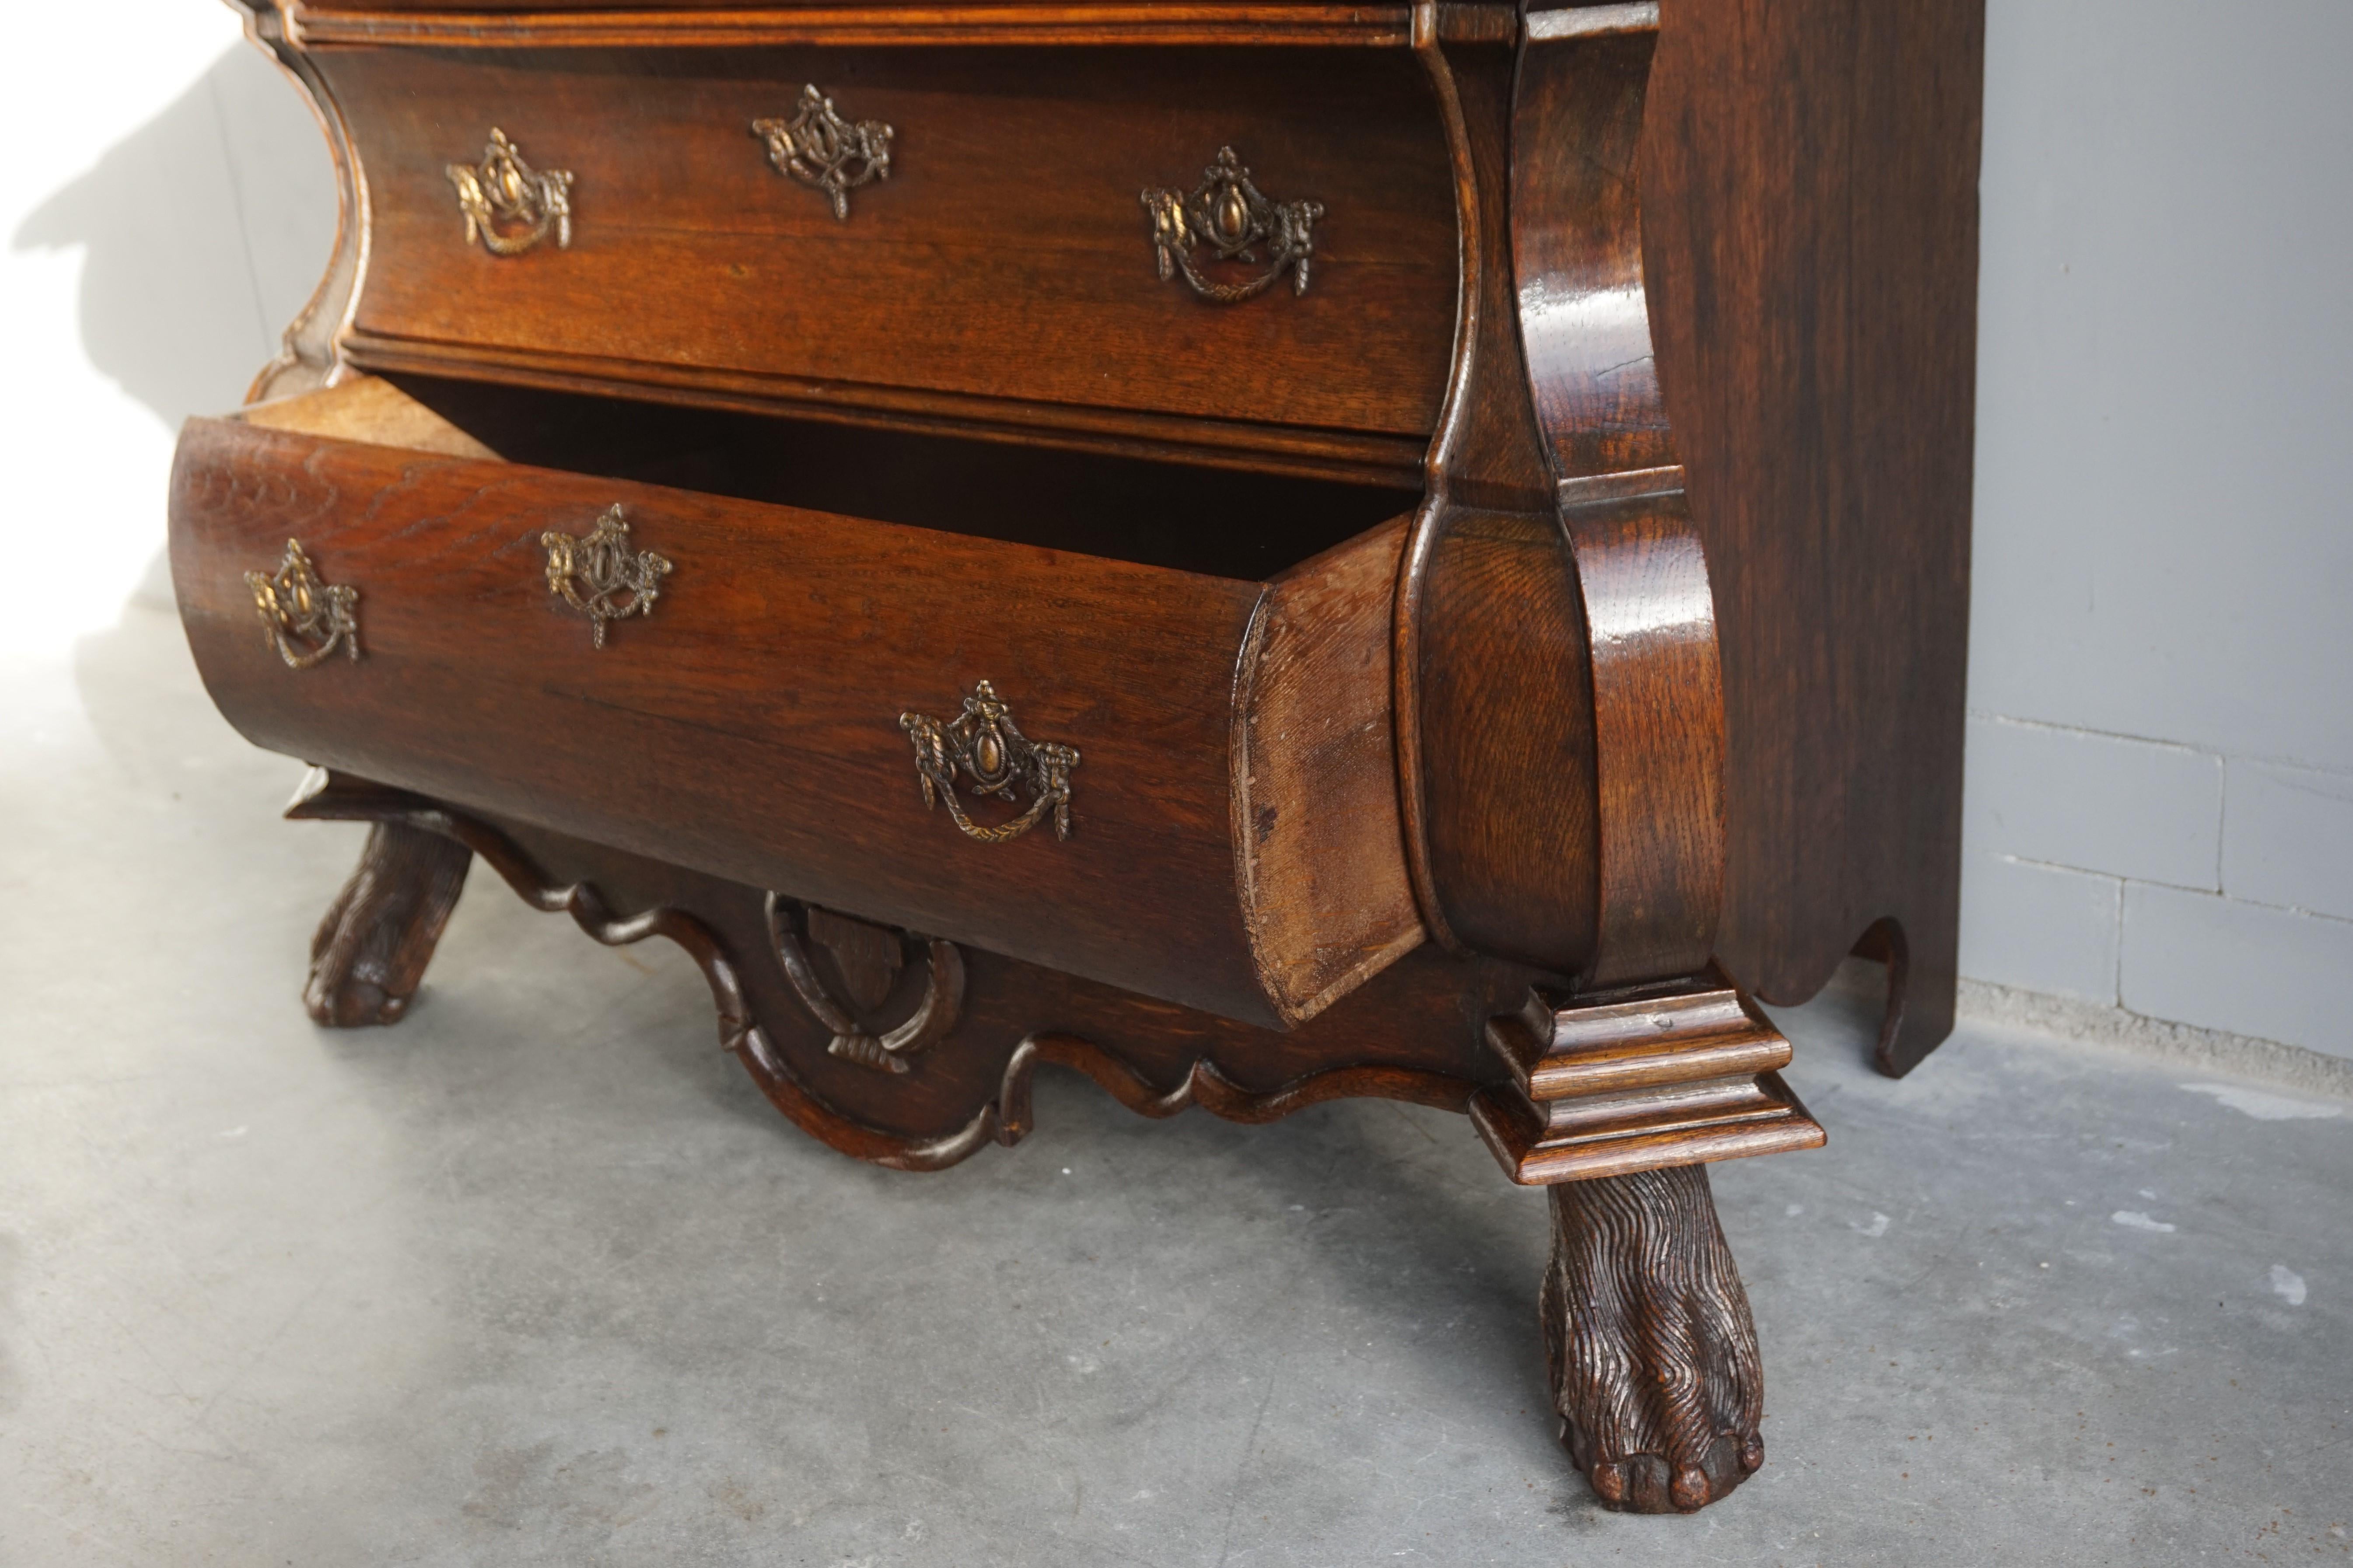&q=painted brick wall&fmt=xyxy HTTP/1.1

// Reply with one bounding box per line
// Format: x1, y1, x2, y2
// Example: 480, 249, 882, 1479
1962, 0, 2353, 1061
